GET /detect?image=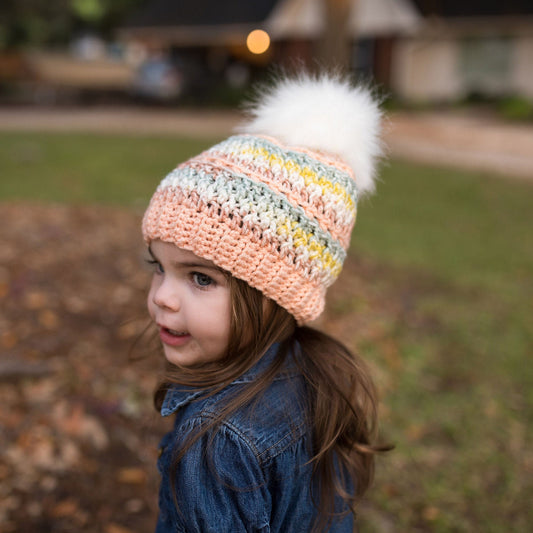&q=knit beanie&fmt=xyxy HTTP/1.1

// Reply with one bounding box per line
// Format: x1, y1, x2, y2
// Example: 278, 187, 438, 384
142, 73, 382, 323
